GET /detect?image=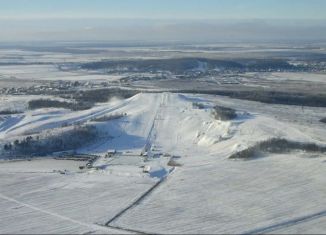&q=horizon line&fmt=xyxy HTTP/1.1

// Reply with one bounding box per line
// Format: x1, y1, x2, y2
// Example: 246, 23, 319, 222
1, 16, 326, 21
